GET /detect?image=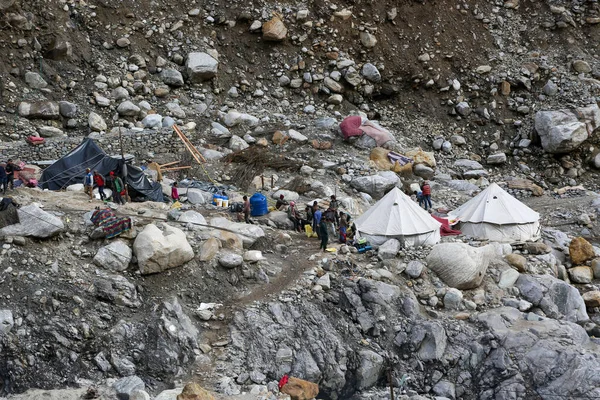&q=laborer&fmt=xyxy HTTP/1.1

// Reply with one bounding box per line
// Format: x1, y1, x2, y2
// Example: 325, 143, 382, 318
243, 195, 251, 223
339, 212, 348, 243
313, 207, 322, 238
305, 205, 313, 231
421, 181, 432, 210
84, 168, 94, 200
319, 216, 329, 252
287, 201, 301, 232
171, 182, 180, 203
5, 159, 20, 191
93, 171, 106, 201
275, 194, 288, 210
0, 163, 7, 193
329, 195, 340, 227
413, 190, 424, 208
111, 172, 125, 205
